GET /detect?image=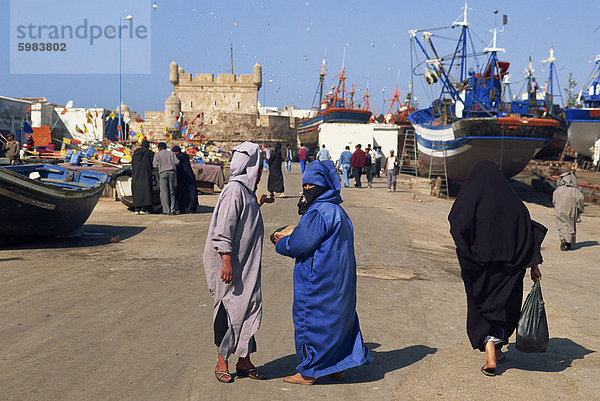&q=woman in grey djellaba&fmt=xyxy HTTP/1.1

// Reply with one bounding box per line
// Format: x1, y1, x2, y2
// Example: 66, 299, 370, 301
203, 141, 274, 383
552, 171, 584, 251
